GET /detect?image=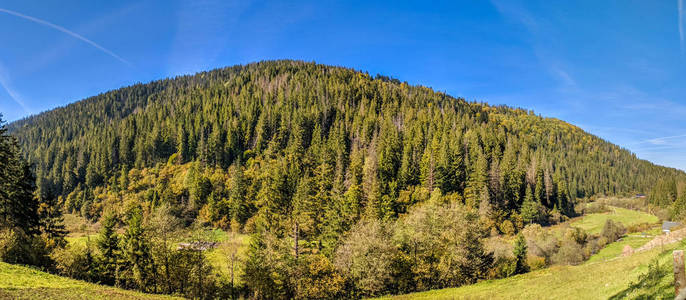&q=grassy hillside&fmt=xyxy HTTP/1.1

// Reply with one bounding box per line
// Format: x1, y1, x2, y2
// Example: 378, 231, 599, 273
570, 206, 659, 234
0, 262, 179, 300
382, 240, 679, 300
382, 206, 669, 300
